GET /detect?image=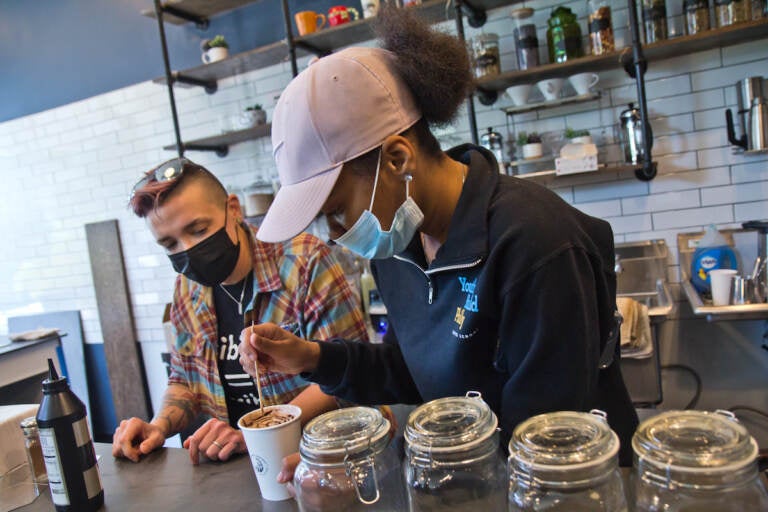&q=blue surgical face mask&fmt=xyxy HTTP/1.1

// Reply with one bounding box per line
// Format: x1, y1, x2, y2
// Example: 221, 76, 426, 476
333, 149, 424, 260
